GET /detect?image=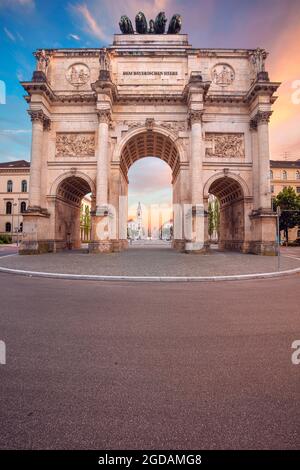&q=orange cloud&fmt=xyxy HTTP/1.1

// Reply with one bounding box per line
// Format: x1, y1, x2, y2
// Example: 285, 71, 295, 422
268, 19, 300, 158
